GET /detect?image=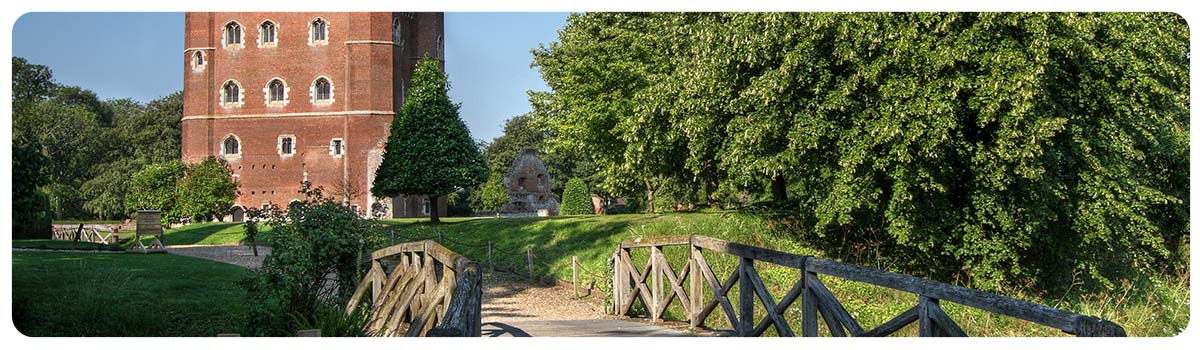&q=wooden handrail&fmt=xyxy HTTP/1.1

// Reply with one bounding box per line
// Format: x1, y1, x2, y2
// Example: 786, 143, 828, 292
347, 240, 482, 337
610, 235, 1126, 337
